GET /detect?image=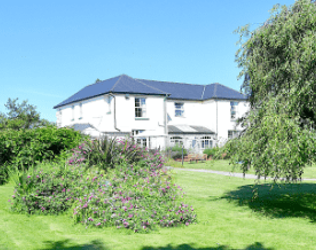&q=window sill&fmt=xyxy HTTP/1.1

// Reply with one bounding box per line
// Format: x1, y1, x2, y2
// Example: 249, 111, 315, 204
175, 116, 185, 118
135, 117, 149, 120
